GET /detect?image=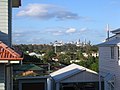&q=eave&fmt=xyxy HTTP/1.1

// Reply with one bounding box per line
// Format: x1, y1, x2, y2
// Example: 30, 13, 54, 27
12, 0, 21, 8
0, 41, 23, 61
